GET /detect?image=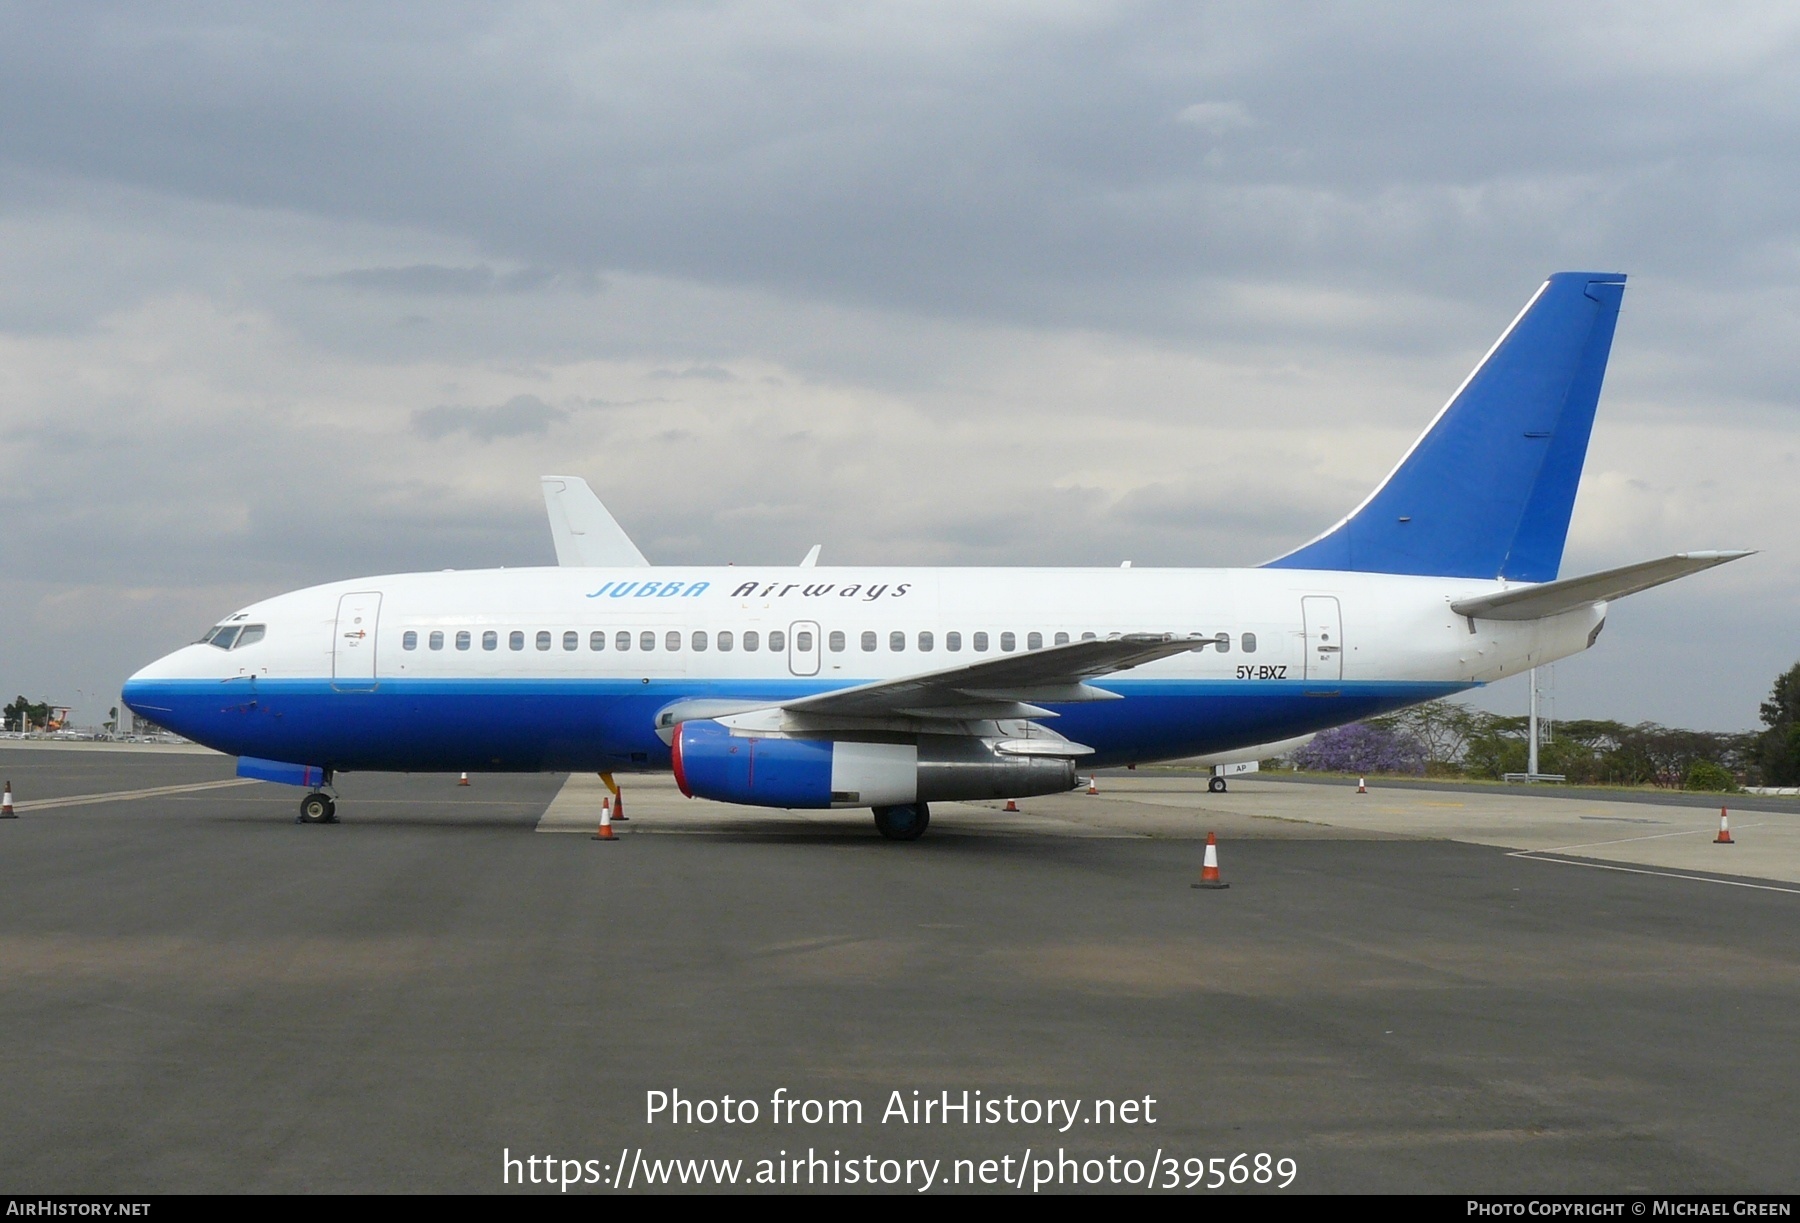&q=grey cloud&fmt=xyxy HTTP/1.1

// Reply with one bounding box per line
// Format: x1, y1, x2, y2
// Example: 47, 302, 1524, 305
2, 4, 1797, 735
411, 394, 569, 442
1174, 101, 1255, 135
649, 365, 736, 382
6, 3, 1799, 337
311, 264, 565, 295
